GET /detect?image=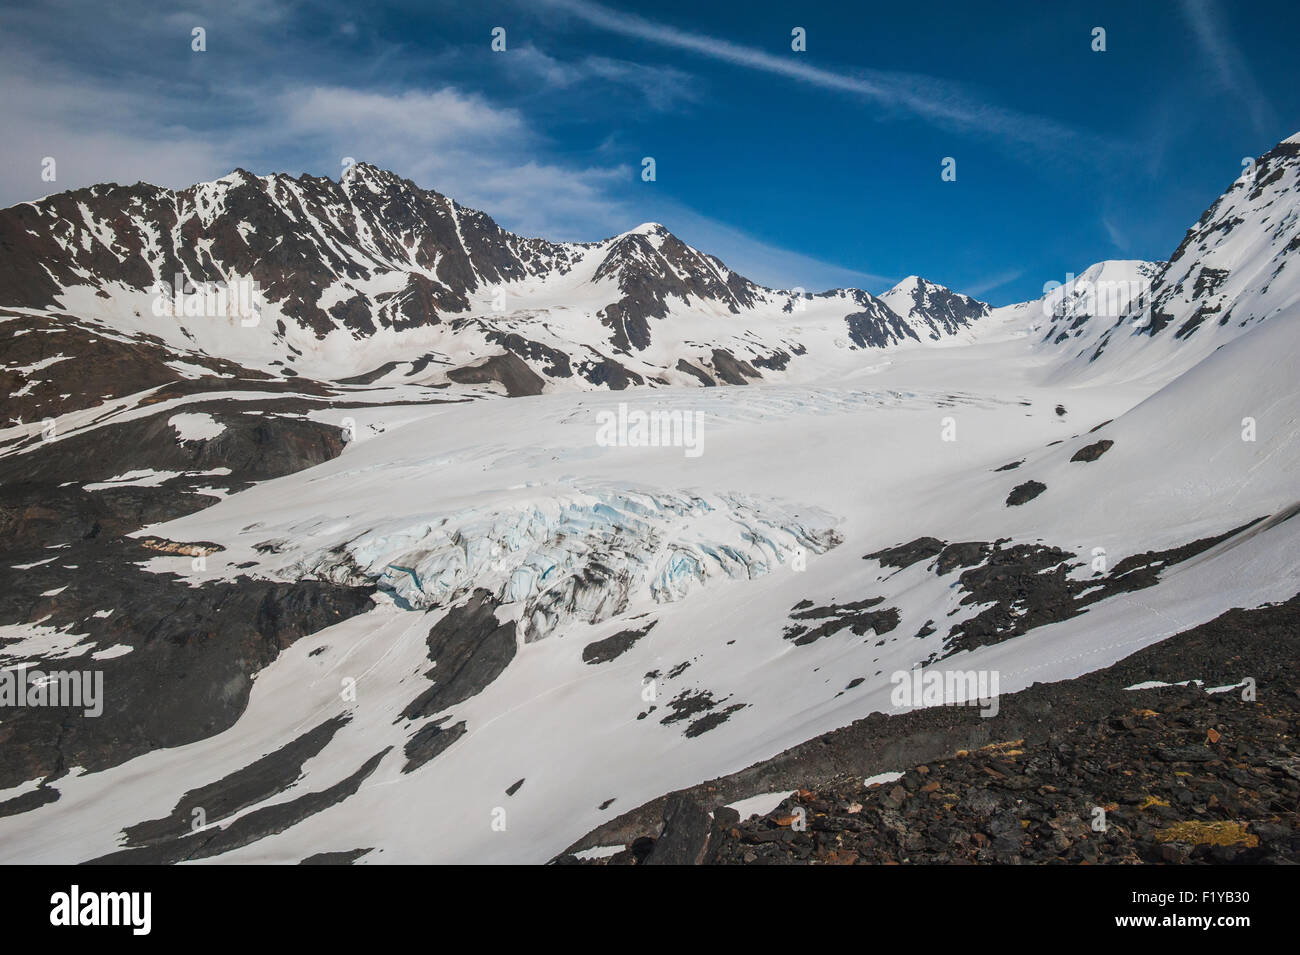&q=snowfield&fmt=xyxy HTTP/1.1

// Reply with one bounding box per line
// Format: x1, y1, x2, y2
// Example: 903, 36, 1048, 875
2, 297, 1296, 864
